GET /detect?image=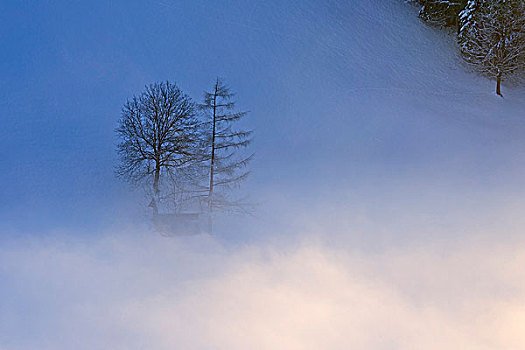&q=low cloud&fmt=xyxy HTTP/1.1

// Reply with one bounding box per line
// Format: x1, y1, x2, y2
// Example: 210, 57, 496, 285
1, 228, 525, 350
